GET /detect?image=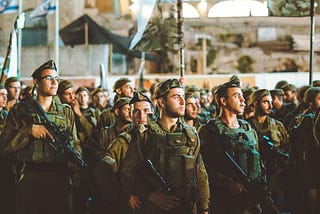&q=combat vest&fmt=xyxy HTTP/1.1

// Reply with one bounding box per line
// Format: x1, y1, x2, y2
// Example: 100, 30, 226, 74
210, 118, 261, 180
148, 122, 199, 190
